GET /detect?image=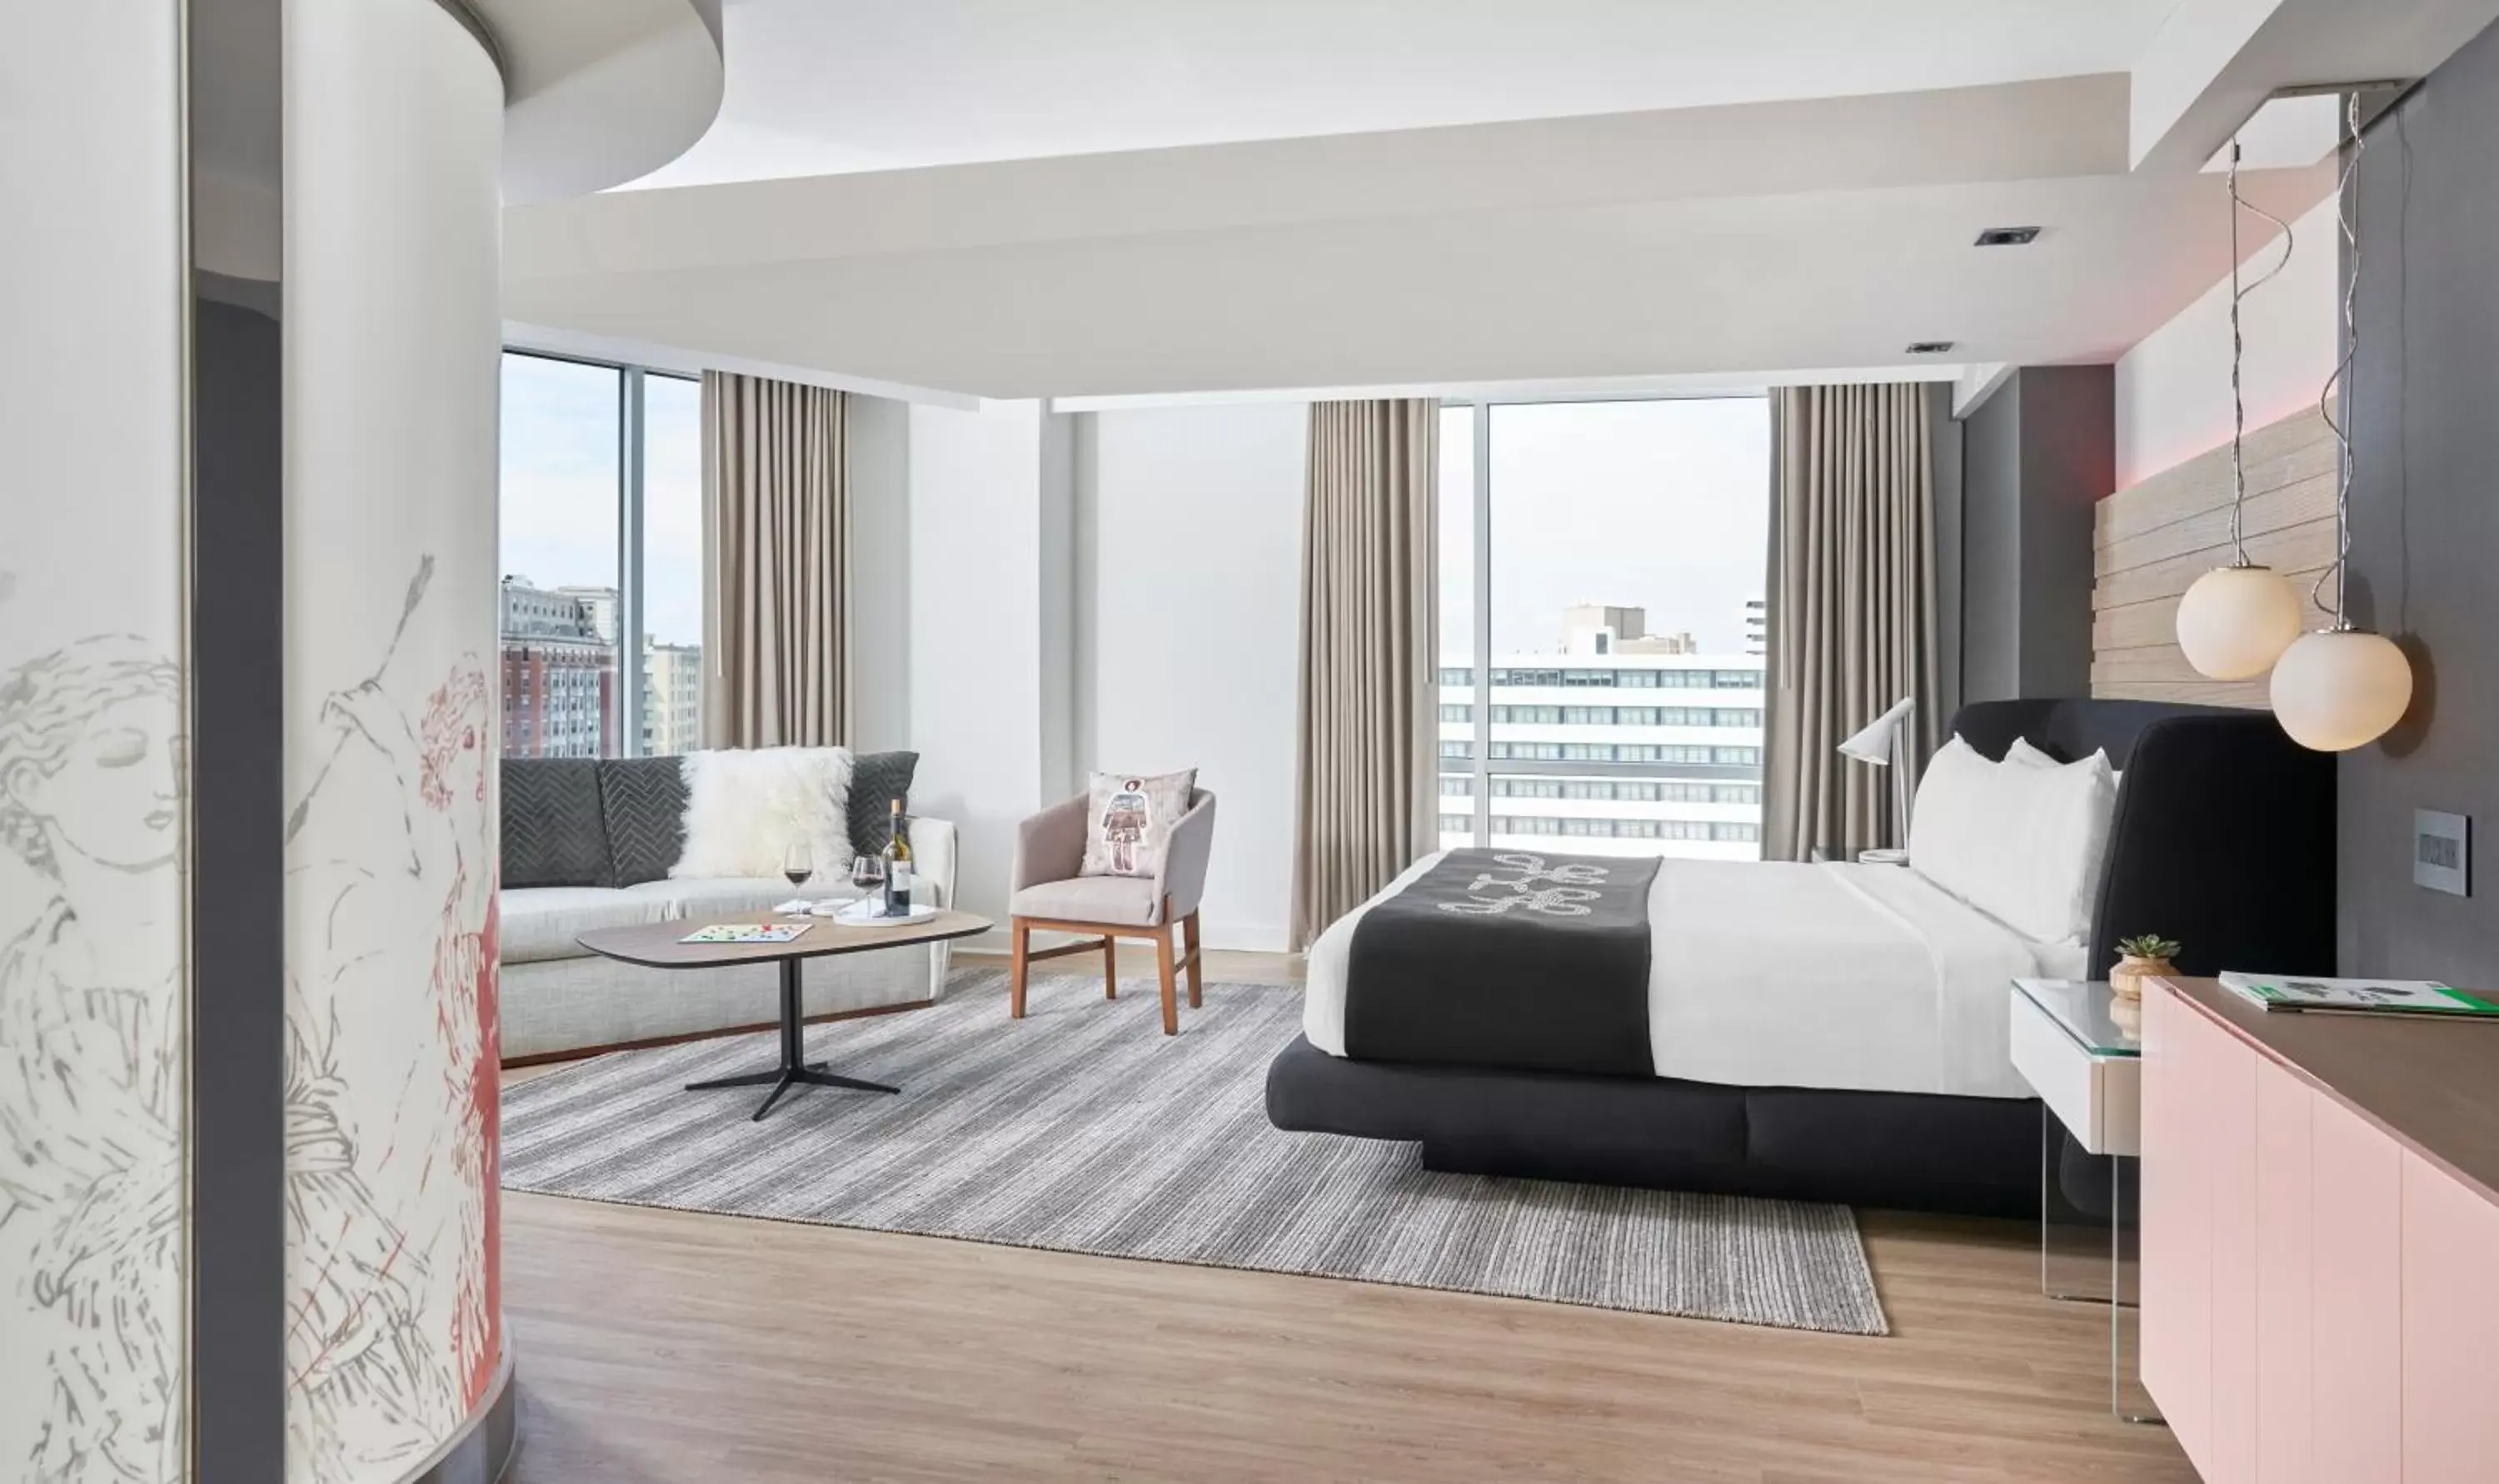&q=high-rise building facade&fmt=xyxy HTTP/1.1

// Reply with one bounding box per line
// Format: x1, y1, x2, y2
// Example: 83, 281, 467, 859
500, 576, 616, 758
642, 641, 704, 756
1439, 607, 1765, 861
